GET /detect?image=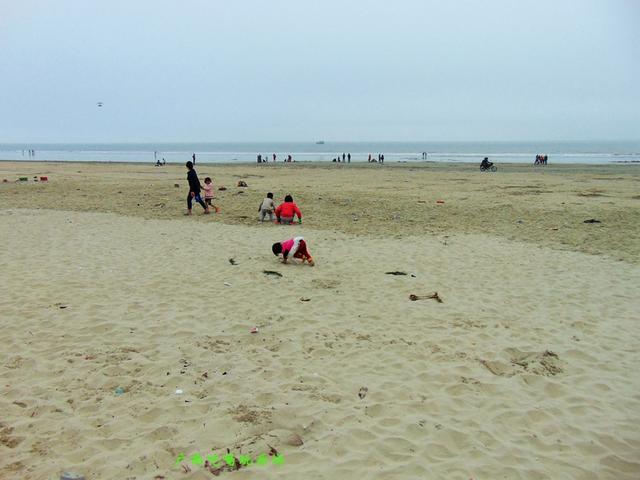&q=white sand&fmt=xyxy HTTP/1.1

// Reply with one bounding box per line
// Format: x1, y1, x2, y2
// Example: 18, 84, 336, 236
1, 208, 639, 479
